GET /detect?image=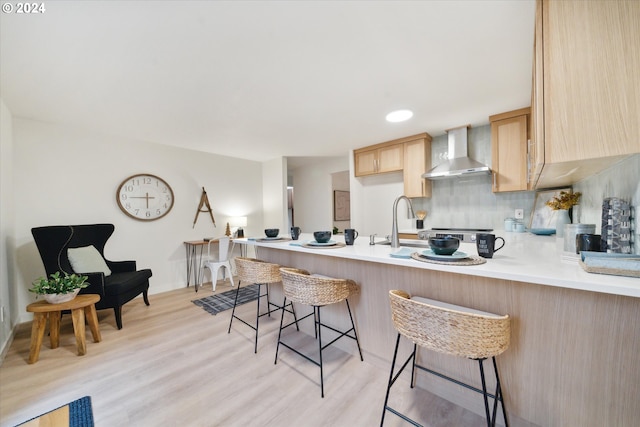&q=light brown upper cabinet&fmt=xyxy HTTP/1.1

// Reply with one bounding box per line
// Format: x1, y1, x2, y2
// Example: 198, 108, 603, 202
403, 134, 432, 198
490, 108, 531, 193
354, 132, 432, 198
354, 142, 403, 176
531, 0, 639, 188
